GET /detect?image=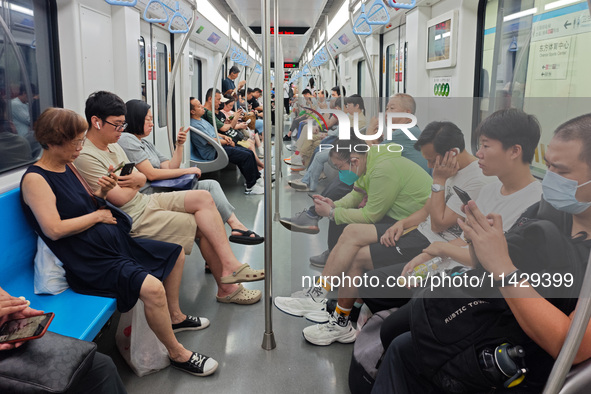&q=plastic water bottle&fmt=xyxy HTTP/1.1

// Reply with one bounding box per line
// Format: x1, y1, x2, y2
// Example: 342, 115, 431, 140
409, 257, 446, 279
